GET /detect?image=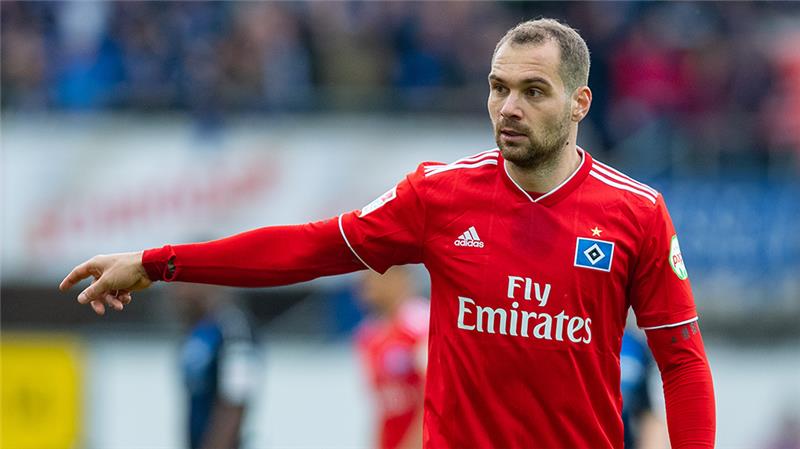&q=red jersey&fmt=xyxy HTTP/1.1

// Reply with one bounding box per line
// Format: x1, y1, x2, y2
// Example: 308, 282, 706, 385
356, 299, 429, 449
338, 148, 698, 449
141, 146, 711, 448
